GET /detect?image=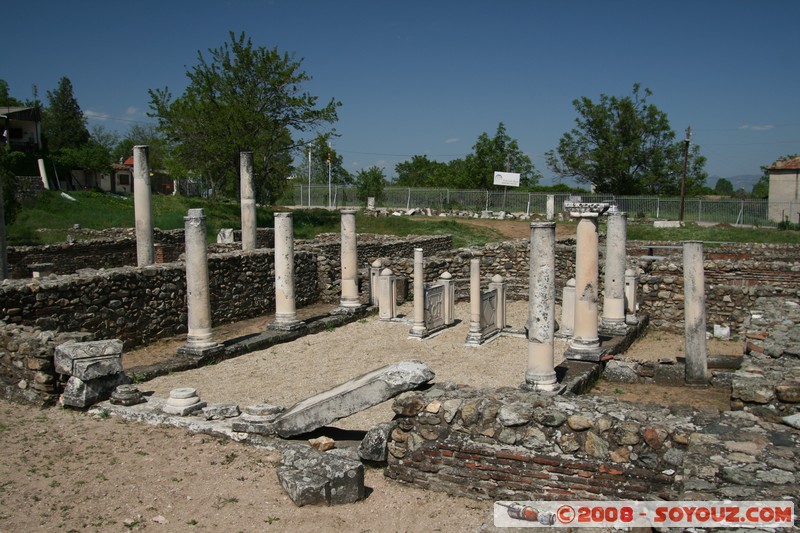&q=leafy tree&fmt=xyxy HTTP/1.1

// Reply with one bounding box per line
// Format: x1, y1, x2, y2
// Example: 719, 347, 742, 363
354, 166, 387, 203
394, 155, 449, 187
714, 177, 734, 196
42, 77, 90, 152
0, 79, 22, 107
149, 31, 340, 204
545, 84, 707, 195
112, 123, 168, 170
461, 123, 539, 189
